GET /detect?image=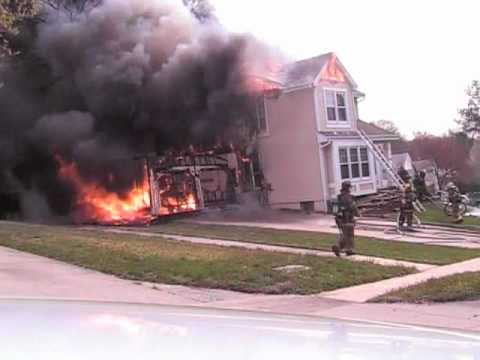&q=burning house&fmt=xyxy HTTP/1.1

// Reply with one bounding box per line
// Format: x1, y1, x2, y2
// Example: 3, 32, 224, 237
0, 0, 273, 224
0, 0, 401, 225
